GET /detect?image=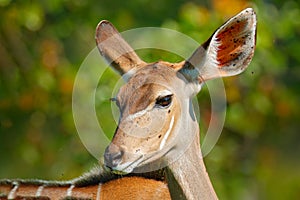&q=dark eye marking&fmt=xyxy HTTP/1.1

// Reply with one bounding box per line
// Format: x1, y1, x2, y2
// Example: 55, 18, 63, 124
155, 94, 173, 108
